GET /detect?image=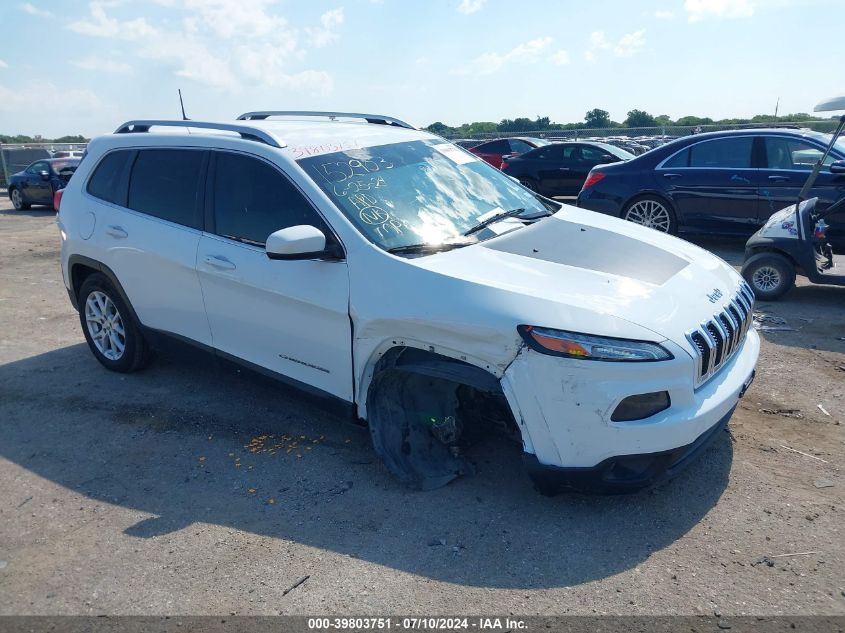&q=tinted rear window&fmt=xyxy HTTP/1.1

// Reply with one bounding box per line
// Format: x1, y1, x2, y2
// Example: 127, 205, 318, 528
87, 151, 132, 205
689, 137, 753, 168
127, 149, 205, 229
